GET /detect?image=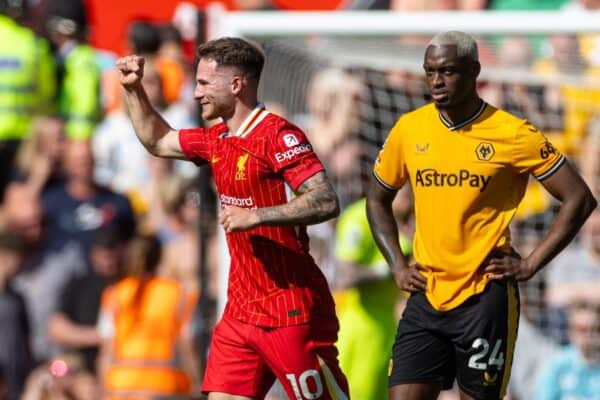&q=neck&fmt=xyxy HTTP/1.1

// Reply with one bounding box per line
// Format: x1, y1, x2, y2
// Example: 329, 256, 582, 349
223, 97, 260, 136
67, 180, 96, 199
440, 96, 482, 126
